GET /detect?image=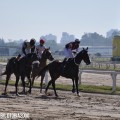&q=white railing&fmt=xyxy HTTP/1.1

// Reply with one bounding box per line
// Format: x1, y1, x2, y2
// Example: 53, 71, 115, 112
0, 64, 4, 80
79, 69, 120, 92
